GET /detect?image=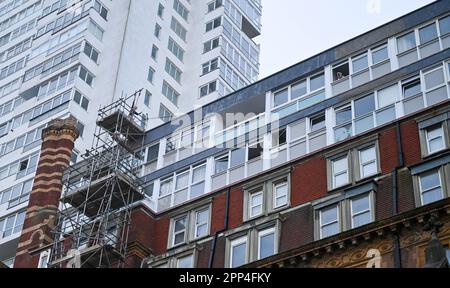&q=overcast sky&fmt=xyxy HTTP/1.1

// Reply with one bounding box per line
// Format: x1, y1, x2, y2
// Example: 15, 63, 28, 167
258, 0, 435, 78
